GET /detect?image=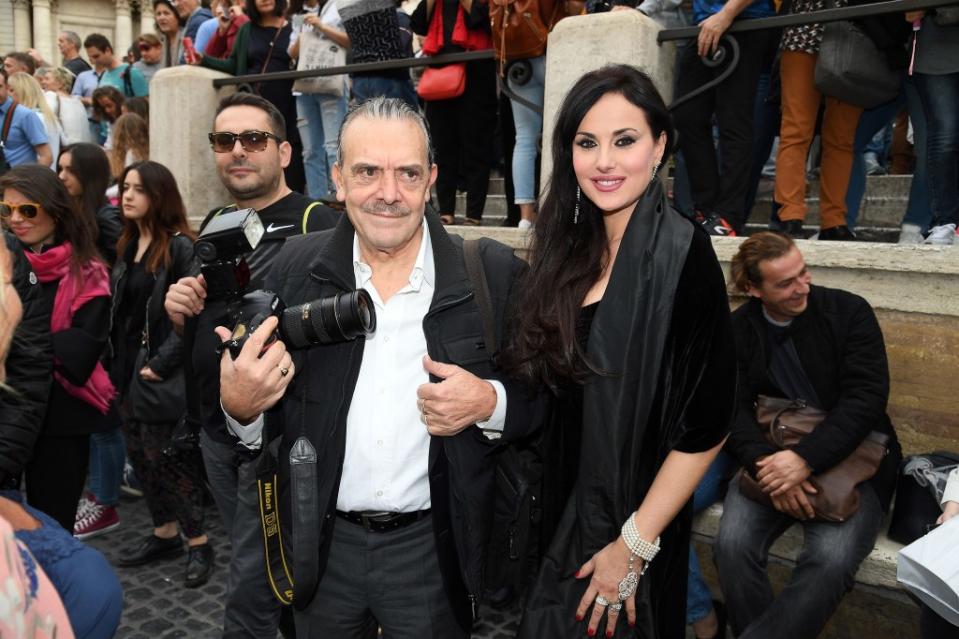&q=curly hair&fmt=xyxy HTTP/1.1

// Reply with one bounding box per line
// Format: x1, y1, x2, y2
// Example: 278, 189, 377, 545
109, 113, 150, 178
